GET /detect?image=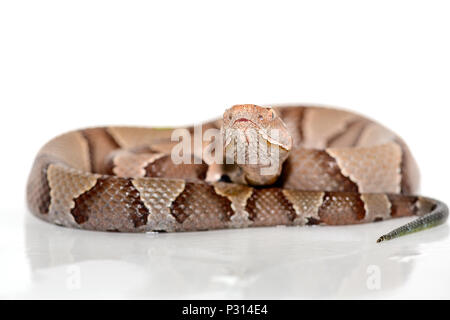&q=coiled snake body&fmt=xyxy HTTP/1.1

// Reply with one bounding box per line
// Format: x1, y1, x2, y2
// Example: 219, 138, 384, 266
27, 104, 448, 242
